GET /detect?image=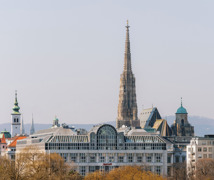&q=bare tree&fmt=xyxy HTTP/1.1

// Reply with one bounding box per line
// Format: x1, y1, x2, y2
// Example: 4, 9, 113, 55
196, 158, 214, 180
171, 162, 187, 180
